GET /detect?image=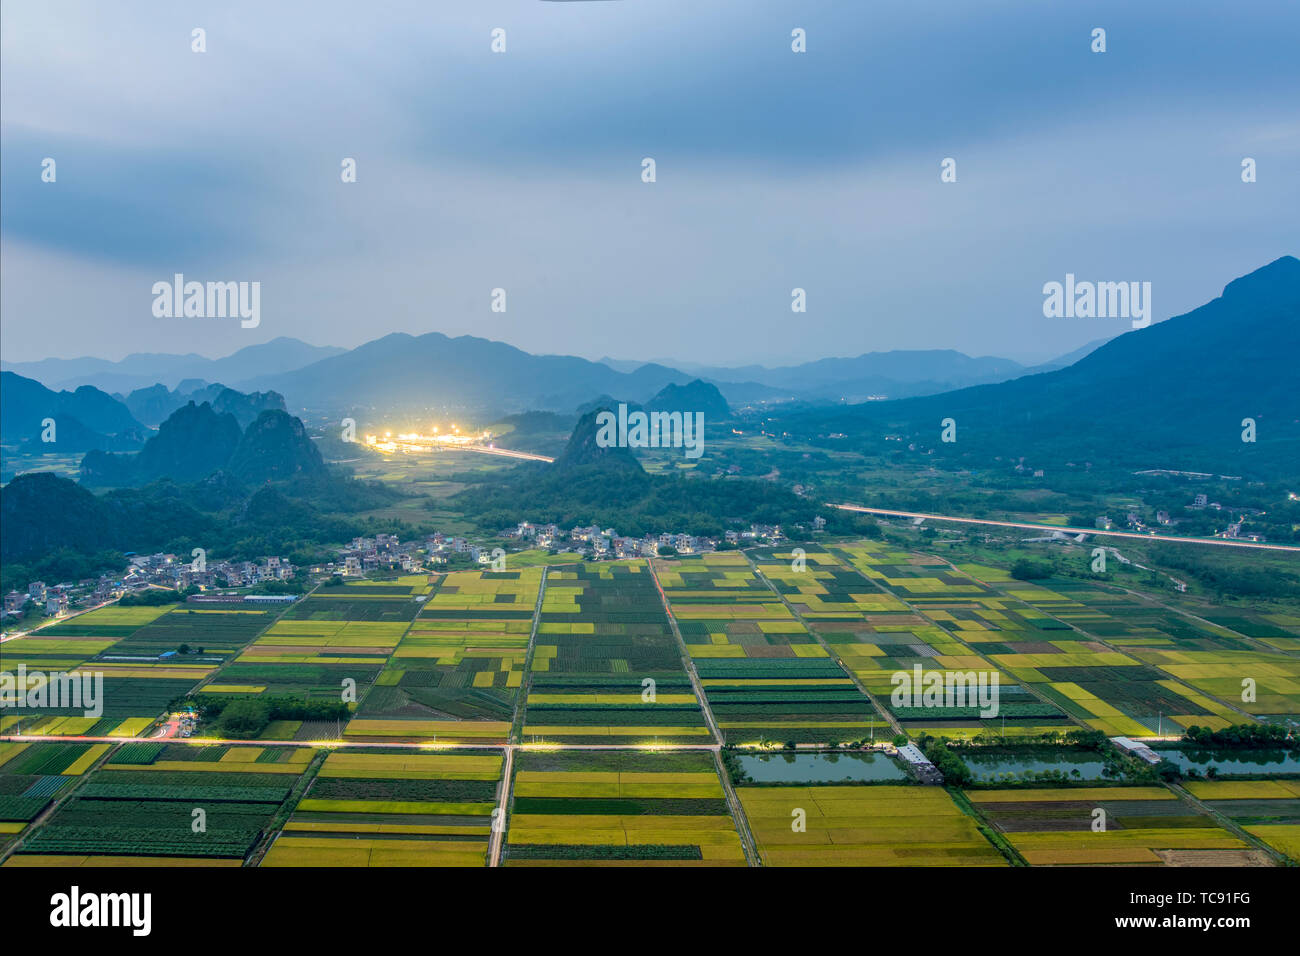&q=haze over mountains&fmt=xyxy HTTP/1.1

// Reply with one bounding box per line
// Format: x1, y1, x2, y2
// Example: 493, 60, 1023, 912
1, 337, 344, 393
3, 333, 1111, 423
788, 256, 1300, 477
3, 257, 1295, 484
598, 345, 1113, 403
1, 371, 147, 452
